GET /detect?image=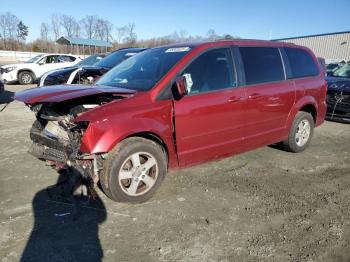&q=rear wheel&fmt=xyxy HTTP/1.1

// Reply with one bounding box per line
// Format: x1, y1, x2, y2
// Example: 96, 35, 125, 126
18, 71, 34, 85
101, 137, 167, 203
283, 111, 314, 153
